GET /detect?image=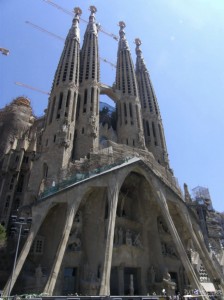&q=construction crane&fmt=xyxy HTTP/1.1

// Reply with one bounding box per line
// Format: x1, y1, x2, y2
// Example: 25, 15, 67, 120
42, 0, 119, 41
0, 47, 10, 55
15, 82, 50, 95
26, 21, 116, 69
25, 21, 64, 42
